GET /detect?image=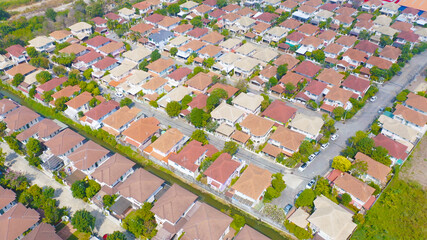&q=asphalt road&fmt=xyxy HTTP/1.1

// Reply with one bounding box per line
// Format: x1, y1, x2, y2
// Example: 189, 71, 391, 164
274, 50, 427, 208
